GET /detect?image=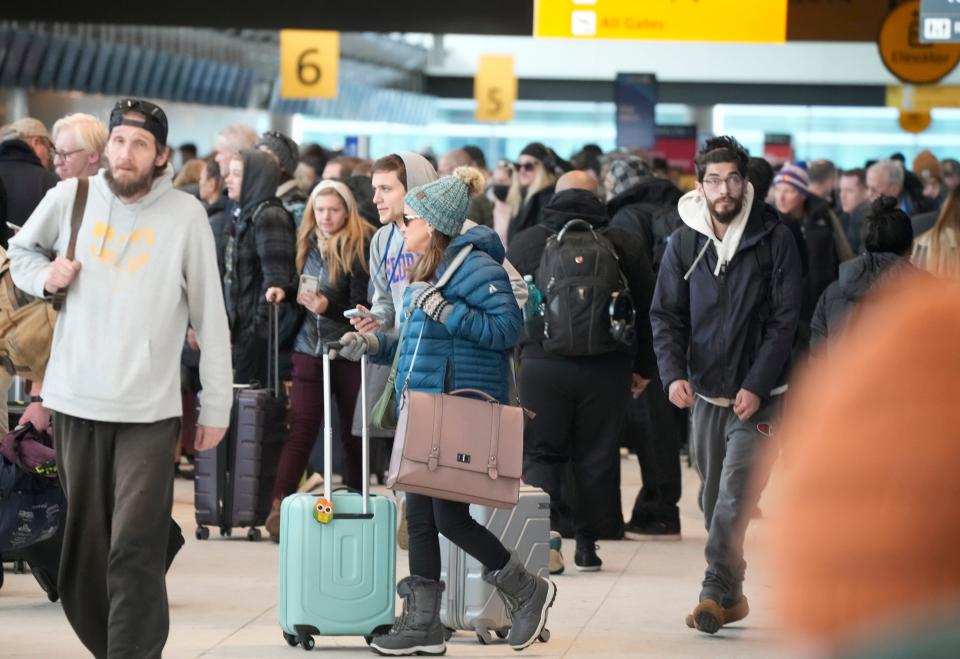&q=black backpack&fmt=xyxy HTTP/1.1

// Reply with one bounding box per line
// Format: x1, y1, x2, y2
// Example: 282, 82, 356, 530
536, 219, 634, 356
651, 207, 683, 273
